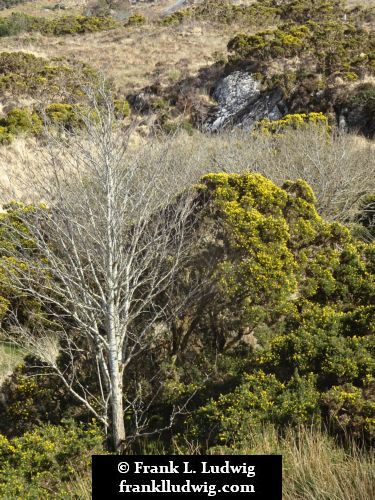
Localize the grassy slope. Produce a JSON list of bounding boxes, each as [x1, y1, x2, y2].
[[0, 0, 83, 17], [0, 1, 258, 95], [0, 23, 234, 94]]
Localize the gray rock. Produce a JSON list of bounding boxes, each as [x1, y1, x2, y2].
[[205, 71, 287, 132]]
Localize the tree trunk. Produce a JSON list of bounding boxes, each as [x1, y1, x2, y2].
[[109, 359, 126, 452], [107, 288, 125, 452]]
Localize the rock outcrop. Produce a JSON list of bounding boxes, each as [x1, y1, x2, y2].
[[204, 71, 287, 132]]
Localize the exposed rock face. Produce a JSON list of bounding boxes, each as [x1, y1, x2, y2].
[[204, 71, 287, 132]]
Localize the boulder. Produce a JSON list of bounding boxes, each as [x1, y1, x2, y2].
[[204, 71, 287, 132]]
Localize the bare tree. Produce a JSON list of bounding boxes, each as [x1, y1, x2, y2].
[[0, 84, 196, 452]]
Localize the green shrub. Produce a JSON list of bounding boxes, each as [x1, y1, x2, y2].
[[0, 52, 93, 101], [0, 422, 104, 498], [257, 112, 329, 134], [0, 13, 33, 37], [5, 107, 43, 135], [0, 125, 12, 144], [45, 102, 79, 128], [167, 173, 374, 445], [114, 98, 130, 118], [0, 107, 42, 143], [162, 0, 279, 28], [322, 382, 375, 440], [126, 14, 146, 26], [41, 15, 119, 36], [0, 13, 119, 38], [190, 371, 320, 446]]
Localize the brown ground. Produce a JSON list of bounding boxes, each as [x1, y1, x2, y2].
[[0, 22, 235, 94]]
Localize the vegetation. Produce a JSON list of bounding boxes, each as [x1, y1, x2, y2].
[[0, 0, 30, 10], [0, 0, 374, 496], [0, 107, 42, 143], [221, 0, 375, 130], [256, 112, 329, 134], [0, 421, 104, 498], [0, 13, 119, 38], [210, 426, 375, 500], [0, 51, 97, 102]]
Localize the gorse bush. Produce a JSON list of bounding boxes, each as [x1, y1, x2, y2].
[[190, 371, 320, 445], [0, 108, 43, 141], [164, 173, 374, 446], [222, 1, 375, 132], [256, 112, 329, 134], [0, 99, 131, 143], [0, 421, 104, 498], [162, 0, 374, 28], [227, 20, 375, 82], [0, 13, 120, 38], [162, 0, 279, 27], [0, 51, 97, 102], [126, 14, 146, 26]]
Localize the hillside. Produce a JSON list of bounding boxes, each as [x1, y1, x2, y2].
[[0, 1, 374, 499]]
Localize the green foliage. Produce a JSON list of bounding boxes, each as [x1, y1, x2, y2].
[[0, 107, 42, 143], [0, 12, 33, 37], [168, 173, 375, 446], [228, 19, 375, 81], [223, 0, 375, 126], [0, 203, 47, 331], [0, 125, 12, 144], [322, 382, 375, 440], [191, 371, 320, 446], [45, 102, 80, 129], [0, 13, 119, 38], [0, 51, 94, 102], [161, 0, 364, 29], [114, 98, 130, 118], [0, 422, 104, 499], [1, 107, 43, 136], [162, 0, 279, 27], [257, 112, 329, 134], [126, 14, 146, 26]]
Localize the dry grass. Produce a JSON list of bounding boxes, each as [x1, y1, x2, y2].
[[0, 22, 232, 93], [130, 127, 375, 222], [0, 0, 85, 18], [216, 426, 375, 500], [346, 0, 375, 7], [63, 426, 374, 499], [1, 127, 374, 221], [0, 342, 23, 385], [0, 136, 45, 203]]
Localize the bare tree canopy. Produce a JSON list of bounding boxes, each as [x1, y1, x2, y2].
[[0, 83, 197, 452]]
